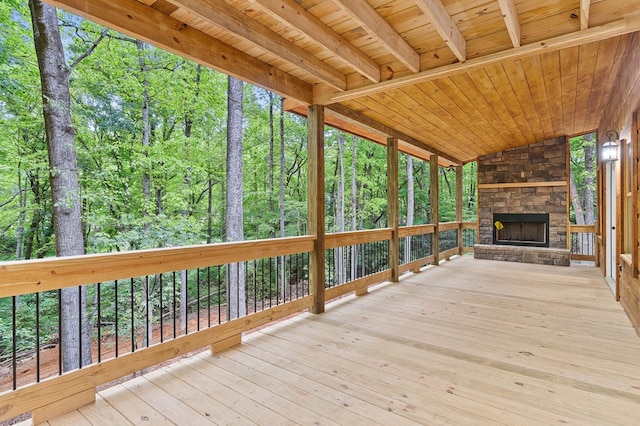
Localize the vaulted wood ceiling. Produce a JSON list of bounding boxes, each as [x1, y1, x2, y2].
[[48, 0, 640, 165]]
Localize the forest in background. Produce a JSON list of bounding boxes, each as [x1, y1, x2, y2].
[[0, 2, 477, 263]]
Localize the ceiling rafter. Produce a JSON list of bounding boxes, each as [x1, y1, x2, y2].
[[46, 0, 313, 104], [497, 0, 520, 47], [166, 0, 347, 90], [581, 0, 591, 30], [413, 0, 466, 62], [315, 16, 640, 105], [332, 0, 420, 73], [252, 0, 381, 83]]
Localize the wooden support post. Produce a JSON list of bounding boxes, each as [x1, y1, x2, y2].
[[430, 155, 440, 264], [308, 105, 325, 313], [387, 138, 399, 282], [456, 165, 463, 254], [565, 137, 571, 251], [632, 111, 639, 278]]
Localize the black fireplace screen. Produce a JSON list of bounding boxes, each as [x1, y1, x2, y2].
[[493, 213, 549, 247]]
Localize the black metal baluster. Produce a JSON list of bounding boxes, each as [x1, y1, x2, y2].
[[217, 266, 222, 324], [78, 286, 82, 368], [97, 283, 102, 362], [197, 268, 201, 332], [12, 296, 17, 390], [36, 292, 40, 383], [115, 280, 119, 357], [185, 271, 189, 335], [160, 274, 164, 343], [58, 289, 62, 375], [144, 276, 149, 348], [172, 271, 177, 339], [130, 278, 135, 352]]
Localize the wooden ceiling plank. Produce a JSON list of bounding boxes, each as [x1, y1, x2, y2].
[[479, 64, 535, 145], [581, 0, 591, 30], [559, 46, 579, 135], [167, 0, 346, 90], [425, 78, 512, 151], [332, 0, 420, 72], [455, 70, 529, 146], [519, 55, 555, 140], [573, 42, 599, 133], [357, 93, 473, 160], [326, 103, 462, 164], [397, 86, 492, 157], [497, 0, 520, 47], [316, 15, 640, 105], [46, 0, 312, 104], [252, 0, 381, 82], [413, 0, 466, 62], [584, 37, 626, 131], [502, 60, 546, 142], [539, 51, 564, 137]]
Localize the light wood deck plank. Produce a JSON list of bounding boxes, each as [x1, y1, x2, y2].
[[43, 257, 640, 425]]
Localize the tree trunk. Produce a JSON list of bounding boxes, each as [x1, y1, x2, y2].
[[225, 76, 246, 319], [583, 133, 596, 225], [269, 92, 275, 214], [29, 0, 91, 371], [569, 170, 585, 225], [136, 40, 151, 235], [405, 156, 414, 263], [335, 133, 346, 284], [279, 97, 287, 300], [136, 40, 154, 345], [351, 136, 357, 281]]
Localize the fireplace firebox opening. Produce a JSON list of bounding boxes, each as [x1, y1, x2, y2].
[[493, 213, 549, 248]]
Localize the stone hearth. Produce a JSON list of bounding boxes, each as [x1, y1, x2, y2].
[[474, 138, 570, 266]]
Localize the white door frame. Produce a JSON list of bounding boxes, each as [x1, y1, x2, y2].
[[605, 161, 617, 295]]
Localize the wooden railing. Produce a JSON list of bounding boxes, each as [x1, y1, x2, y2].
[[0, 222, 477, 423], [568, 224, 597, 262], [324, 228, 393, 301]]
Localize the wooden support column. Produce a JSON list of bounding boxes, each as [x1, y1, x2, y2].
[[387, 138, 399, 282], [456, 165, 463, 254], [430, 155, 439, 264], [632, 111, 639, 278], [308, 105, 325, 313]]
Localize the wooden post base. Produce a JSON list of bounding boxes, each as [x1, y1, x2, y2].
[[32, 387, 95, 425], [210, 333, 242, 355]]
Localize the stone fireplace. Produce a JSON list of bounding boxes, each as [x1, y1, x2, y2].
[[474, 138, 570, 266]]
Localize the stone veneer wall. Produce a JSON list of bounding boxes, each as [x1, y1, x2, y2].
[[475, 137, 570, 266]]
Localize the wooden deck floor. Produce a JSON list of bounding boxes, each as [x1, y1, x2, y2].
[[43, 257, 640, 425]]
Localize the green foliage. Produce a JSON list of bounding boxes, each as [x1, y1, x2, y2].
[[0, 5, 480, 354]]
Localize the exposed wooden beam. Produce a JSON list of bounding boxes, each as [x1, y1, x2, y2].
[[316, 16, 640, 105], [253, 0, 381, 82], [332, 0, 420, 73], [497, 0, 520, 47], [581, 0, 591, 30], [167, 0, 346, 90], [326, 104, 462, 165], [45, 0, 313, 104], [413, 0, 466, 62]]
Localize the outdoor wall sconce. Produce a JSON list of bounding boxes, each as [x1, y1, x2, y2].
[[601, 130, 619, 162]]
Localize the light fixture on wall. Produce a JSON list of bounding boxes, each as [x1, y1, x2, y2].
[[601, 130, 619, 162]]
